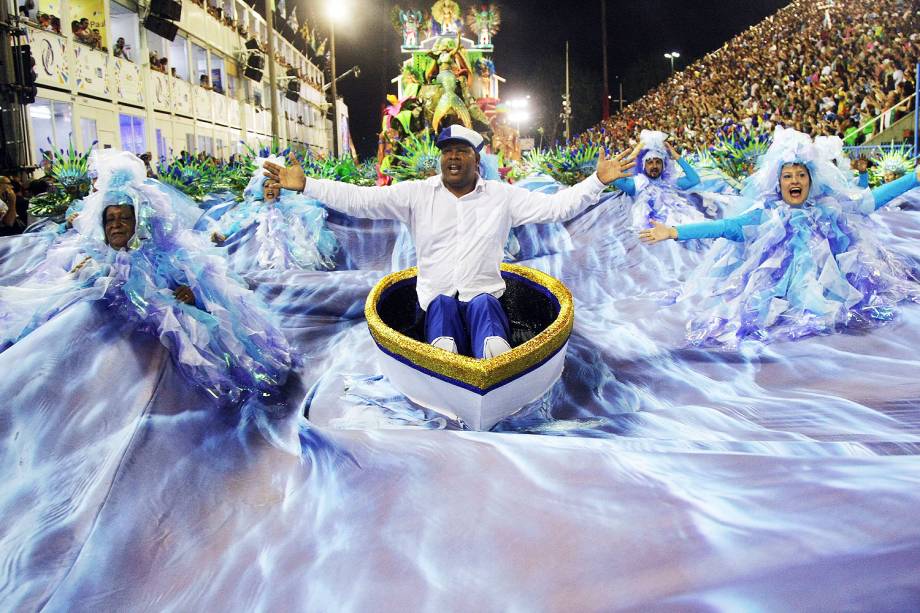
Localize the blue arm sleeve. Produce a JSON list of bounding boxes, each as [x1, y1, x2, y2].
[[676, 209, 763, 242], [612, 177, 636, 197], [857, 172, 869, 188], [871, 172, 920, 210], [675, 158, 701, 190]]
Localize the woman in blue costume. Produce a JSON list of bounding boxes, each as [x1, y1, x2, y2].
[[639, 126, 920, 347], [0, 152, 292, 405], [209, 156, 338, 274]]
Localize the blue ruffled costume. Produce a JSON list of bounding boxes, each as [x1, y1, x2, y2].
[[0, 155, 293, 405], [206, 157, 339, 273], [675, 171, 920, 346]]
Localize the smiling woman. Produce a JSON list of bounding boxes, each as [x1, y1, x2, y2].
[[638, 126, 920, 347], [779, 162, 810, 206]]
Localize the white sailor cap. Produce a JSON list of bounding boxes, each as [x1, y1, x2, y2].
[[435, 125, 485, 152]]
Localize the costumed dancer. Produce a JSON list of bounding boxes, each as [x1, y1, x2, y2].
[[639, 127, 920, 347], [210, 156, 338, 273], [614, 130, 705, 233], [0, 153, 292, 405], [265, 124, 635, 359]]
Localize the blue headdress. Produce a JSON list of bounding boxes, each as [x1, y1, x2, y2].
[[27, 141, 94, 218], [636, 130, 678, 184], [384, 133, 441, 182], [813, 135, 855, 179], [741, 126, 861, 205], [73, 151, 184, 247]]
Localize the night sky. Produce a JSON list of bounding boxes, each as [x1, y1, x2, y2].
[[299, 0, 791, 157]]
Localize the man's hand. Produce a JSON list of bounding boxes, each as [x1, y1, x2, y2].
[[596, 148, 637, 184], [853, 157, 869, 173], [174, 285, 196, 306], [263, 152, 306, 192], [665, 141, 681, 161], [638, 220, 678, 244]]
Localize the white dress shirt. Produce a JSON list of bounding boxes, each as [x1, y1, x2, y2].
[[304, 173, 607, 309]]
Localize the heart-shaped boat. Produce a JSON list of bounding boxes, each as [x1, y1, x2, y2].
[[365, 263, 573, 430]]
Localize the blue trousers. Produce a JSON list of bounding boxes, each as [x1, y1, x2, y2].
[[424, 293, 510, 359]]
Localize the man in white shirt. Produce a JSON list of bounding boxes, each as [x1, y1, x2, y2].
[[264, 125, 634, 359]]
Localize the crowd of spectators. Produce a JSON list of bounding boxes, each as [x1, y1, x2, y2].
[[71, 17, 106, 52], [0, 176, 49, 236], [580, 0, 919, 150], [148, 51, 174, 77], [35, 12, 62, 34], [190, 0, 244, 34]]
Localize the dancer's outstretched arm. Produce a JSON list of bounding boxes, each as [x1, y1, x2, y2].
[[853, 158, 870, 188], [871, 166, 920, 210], [612, 176, 636, 197], [639, 208, 763, 244]]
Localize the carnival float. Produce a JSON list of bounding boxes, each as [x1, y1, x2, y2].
[[379, 1, 520, 184]]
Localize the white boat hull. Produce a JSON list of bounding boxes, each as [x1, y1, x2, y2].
[[376, 340, 568, 430]]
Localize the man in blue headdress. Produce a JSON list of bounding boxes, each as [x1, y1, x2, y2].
[[264, 124, 635, 359], [613, 130, 705, 231]]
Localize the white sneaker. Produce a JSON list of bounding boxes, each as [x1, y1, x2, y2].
[[482, 336, 512, 359], [431, 336, 458, 354]]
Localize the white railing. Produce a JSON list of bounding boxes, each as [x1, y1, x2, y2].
[[848, 91, 916, 144]]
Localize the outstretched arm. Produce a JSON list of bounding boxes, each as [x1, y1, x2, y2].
[[871, 166, 920, 210], [639, 208, 763, 244], [853, 157, 870, 188], [264, 153, 412, 223], [612, 176, 636, 197], [509, 148, 635, 225]]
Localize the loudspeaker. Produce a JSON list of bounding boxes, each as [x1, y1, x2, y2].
[[144, 15, 178, 41], [12, 45, 37, 104], [149, 0, 181, 20], [244, 66, 263, 81], [247, 53, 265, 70], [284, 69, 301, 101]]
